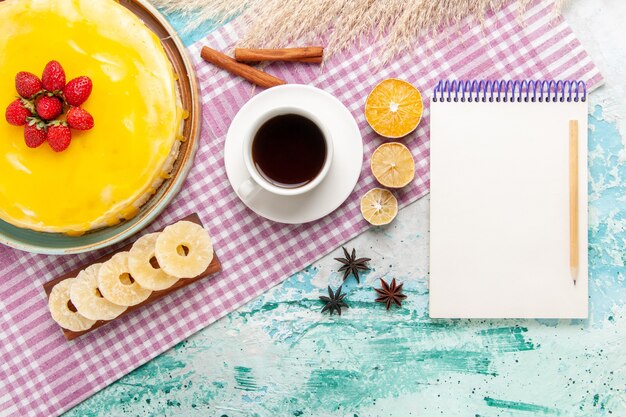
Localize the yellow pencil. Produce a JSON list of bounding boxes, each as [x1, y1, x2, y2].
[[569, 120, 579, 284]]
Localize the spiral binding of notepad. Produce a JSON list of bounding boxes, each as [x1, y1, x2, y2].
[[432, 80, 587, 103]]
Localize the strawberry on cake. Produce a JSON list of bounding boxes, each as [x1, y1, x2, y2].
[[0, 0, 183, 234]]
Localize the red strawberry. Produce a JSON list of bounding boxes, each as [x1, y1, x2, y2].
[[63, 76, 92, 106], [36, 96, 63, 120], [15, 72, 42, 99], [41, 61, 66, 92], [66, 107, 94, 130], [24, 124, 47, 148], [47, 124, 72, 152], [5, 99, 32, 126]]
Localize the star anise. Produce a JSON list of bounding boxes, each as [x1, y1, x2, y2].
[[334, 247, 371, 283], [374, 278, 407, 310], [319, 285, 348, 315]]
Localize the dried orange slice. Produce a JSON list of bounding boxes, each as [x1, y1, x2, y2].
[[370, 142, 415, 188], [365, 79, 423, 138], [360, 188, 398, 226]]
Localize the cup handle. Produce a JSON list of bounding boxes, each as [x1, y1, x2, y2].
[[238, 177, 262, 202]]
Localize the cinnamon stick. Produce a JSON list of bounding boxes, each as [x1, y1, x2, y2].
[[235, 47, 324, 63], [200, 46, 286, 88]]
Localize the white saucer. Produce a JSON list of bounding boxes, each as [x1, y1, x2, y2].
[[224, 85, 363, 224]]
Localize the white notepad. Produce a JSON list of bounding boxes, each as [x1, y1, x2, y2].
[[429, 80, 588, 319]]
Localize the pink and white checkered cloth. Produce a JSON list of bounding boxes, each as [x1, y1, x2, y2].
[[0, 1, 603, 415]]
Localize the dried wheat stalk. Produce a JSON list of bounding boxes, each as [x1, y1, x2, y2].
[[154, 0, 566, 61]]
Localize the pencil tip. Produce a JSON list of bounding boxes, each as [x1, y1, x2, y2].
[[571, 267, 578, 282]]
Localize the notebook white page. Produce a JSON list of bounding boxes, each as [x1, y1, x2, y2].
[[429, 98, 588, 318]]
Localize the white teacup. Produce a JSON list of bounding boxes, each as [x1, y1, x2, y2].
[[238, 106, 333, 201]]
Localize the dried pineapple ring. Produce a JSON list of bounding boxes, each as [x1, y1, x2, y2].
[[129, 233, 179, 291], [155, 221, 213, 278], [98, 252, 152, 306], [48, 278, 96, 332], [70, 263, 127, 320]]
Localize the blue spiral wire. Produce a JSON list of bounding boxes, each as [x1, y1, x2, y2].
[[432, 79, 587, 103]]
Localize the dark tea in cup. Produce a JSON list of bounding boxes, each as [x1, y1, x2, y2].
[[252, 114, 327, 189]]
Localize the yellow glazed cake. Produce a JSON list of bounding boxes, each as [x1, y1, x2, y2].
[[0, 0, 183, 234]]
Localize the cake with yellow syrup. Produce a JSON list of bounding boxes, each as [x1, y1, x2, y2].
[[0, 0, 183, 234]]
